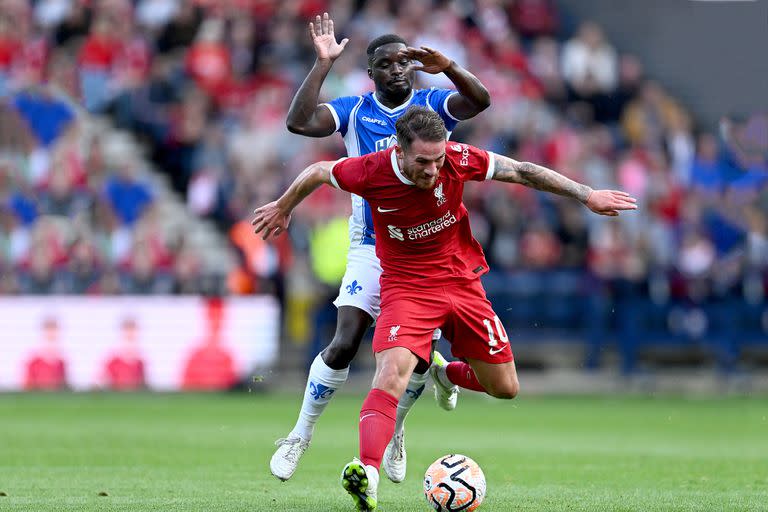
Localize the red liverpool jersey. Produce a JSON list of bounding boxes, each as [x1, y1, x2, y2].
[[331, 142, 496, 288]]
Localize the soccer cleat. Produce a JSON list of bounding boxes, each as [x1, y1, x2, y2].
[[341, 458, 379, 510], [382, 428, 406, 483], [430, 350, 459, 411], [270, 435, 310, 481]]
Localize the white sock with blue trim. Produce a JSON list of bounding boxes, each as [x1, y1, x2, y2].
[[393, 370, 429, 434], [290, 353, 349, 441]]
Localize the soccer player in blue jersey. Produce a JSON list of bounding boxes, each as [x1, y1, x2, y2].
[[270, 12, 490, 484]]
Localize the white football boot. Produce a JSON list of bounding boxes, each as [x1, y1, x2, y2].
[[430, 350, 459, 411], [341, 458, 379, 510], [270, 435, 310, 481], [382, 427, 406, 483]]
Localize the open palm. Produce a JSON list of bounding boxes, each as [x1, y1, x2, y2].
[[310, 12, 349, 61], [397, 46, 452, 74]]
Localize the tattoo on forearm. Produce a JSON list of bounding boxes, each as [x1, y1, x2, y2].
[[493, 157, 592, 202]]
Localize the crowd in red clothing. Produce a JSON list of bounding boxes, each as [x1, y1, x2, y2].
[[0, 0, 765, 306]]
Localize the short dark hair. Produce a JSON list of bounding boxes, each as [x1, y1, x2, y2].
[[367, 34, 407, 59], [395, 106, 446, 151]]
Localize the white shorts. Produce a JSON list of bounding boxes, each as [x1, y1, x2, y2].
[[333, 244, 382, 321]]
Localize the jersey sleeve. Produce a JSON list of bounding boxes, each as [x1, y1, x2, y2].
[[448, 143, 496, 182], [322, 95, 361, 136], [426, 88, 460, 132], [329, 154, 372, 196]]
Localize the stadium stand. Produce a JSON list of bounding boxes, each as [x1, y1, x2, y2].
[[1, 0, 765, 373]]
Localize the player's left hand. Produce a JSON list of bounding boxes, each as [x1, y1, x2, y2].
[[397, 46, 452, 74], [251, 201, 291, 240], [584, 190, 638, 216]]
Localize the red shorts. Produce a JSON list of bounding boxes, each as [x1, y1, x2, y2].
[[372, 279, 514, 365]]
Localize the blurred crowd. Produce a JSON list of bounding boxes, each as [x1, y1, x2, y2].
[[0, 0, 766, 310]]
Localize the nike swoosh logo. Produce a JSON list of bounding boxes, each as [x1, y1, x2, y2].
[[489, 345, 507, 355], [360, 413, 376, 423], [377, 207, 399, 213]]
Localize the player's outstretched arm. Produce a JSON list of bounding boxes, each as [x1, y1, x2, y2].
[[492, 154, 638, 216], [286, 12, 348, 137], [251, 161, 336, 240], [397, 46, 490, 120]]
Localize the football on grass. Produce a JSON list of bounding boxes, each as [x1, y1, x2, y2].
[[424, 454, 486, 511]]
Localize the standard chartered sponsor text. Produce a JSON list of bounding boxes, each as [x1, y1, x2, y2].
[[406, 211, 457, 240]]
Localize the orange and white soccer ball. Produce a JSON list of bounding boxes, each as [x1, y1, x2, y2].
[[423, 454, 486, 511]]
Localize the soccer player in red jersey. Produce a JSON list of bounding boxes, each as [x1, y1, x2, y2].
[[252, 106, 637, 510]]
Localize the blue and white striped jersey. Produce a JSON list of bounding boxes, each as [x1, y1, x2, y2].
[[323, 88, 460, 246]]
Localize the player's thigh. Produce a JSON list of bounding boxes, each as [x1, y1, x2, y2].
[[465, 358, 519, 399], [373, 287, 450, 366], [443, 279, 514, 365], [333, 244, 382, 321]]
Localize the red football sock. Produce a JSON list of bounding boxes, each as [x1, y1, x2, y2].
[[446, 361, 487, 392], [359, 388, 399, 469]]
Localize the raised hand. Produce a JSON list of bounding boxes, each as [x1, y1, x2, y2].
[[252, 201, 291, 240], [585, 190, 638, 216], [309, 12, 349, 62], [397, 46, 452, 74]]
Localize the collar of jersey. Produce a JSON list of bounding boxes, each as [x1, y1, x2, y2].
[[372, 90, 415, 114], [390, 149, 415, 186]]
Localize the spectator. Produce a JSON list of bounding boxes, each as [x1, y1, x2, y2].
[[24, 316, 68, 390], [508, 0, 559, 40], [184, 17, 230, 95], [38, 167, 92, 218], [689, 133, 725, 195], [62, 237, 102, 294], [77, 15, 121, 112], [101, 316, 146, 390], [120, 241, 173, 294], [561, 22, 618, 102], [181, 298, 237, 390]]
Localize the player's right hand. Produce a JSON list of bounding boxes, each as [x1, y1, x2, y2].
[[252, 201, 291, 240], [310, 12, 349, 62]]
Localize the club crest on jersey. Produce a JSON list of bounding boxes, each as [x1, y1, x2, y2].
[[388, 325, 401, 341], [434, 182, 446, 206], [451, 144, 463, 152], [375, 135, 397, 152]]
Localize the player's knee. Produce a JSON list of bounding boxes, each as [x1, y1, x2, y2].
[[372, 364, 409, 397], [323, 334, 360, 368], [488, 377, 519, 400]]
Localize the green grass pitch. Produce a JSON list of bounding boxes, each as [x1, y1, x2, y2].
[[0, 392, 765, 511]]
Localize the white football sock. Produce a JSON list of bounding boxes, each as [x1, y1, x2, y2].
[[393, 369, 429, 433], [290, 353, 349, 441]]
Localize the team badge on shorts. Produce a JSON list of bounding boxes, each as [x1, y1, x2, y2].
[[345, 280, 363, 295], [388, 325, 401, 341]]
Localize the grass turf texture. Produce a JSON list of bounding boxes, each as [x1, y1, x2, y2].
[[0, 393, 765, 511]]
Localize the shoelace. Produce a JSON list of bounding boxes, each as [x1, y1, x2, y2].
[[275, 437, 306, 464], [392, 433, 404, 461]]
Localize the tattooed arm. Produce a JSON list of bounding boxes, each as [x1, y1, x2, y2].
[[492, 154, 637, 216]]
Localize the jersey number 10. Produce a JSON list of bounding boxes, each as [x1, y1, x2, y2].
[[482, 316, 509, 347]]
